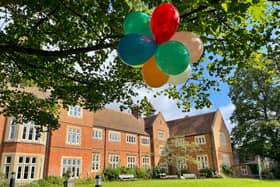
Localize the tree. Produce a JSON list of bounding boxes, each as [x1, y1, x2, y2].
[[0, 0, 279, 130], [159, 136, 200, 174], [230, 53, 280, 162]]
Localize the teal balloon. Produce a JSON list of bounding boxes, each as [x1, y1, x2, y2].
[[156, 41, 190, 75], [124, 12, 154, 39], [117, 33, 157, 66]]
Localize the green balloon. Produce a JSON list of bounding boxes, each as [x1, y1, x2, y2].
[[156, 41, 190, 75], [123, 12, 154, 39]]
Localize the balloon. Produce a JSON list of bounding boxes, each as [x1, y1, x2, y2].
[[151, 3, 180, 45], [142, 56, 169, 88], [123, 12, 154, 39], [117, 33, 157, 66], [170, 31, 204, 63], [156, 41, 190, 75], [168, 65, 191, 85]]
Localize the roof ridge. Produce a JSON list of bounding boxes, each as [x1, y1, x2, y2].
[[102, 107, 135, 118]]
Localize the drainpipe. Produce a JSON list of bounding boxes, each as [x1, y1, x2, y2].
[[138, 134, 141, 167], [43, 128, 52, 178], [103, 128, 107, 170]]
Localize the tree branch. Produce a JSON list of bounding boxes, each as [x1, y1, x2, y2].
[[0, 41, 118, 57], [32, 6, 59, 29], [180, 5, 208, 19]]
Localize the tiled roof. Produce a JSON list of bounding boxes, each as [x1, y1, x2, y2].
[[94, 108, 149, 135], [167, 111, 217, 137]]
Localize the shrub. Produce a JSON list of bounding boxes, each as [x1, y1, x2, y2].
[[262, 168, 275, 180], [103, 167, 120, 181], [135, 167, 150, 179], [221, 164, 233, 176], [199, 168, 213, 178], [152, 166, 166, 178], [0, 172, 9, 187]]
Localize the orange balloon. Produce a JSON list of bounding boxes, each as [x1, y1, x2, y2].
[[142, 56, 169, 88]]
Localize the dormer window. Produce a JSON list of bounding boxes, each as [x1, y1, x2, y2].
[[195, 135, 206, 144], [68, 106, 82, 118]]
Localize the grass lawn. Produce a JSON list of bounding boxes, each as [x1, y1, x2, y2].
[[72, 179, 280, 187]]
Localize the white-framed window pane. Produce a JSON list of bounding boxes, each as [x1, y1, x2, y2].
[[3, 156, 12, 178], [159, 147, 165, 156], [158, 131, 165, 140], [62, 158, 81, 177], [127, 156, 136, 168], [141, 137, 150, 145], [9, 117, 17, 140], [67, 127, 81, 145], [92, 153, 100, 171], [222, 154, 230, 166], [16, 156, 37, 180], [68, 106, 82, 118], [195, 135, 206, 144], [109, 131, 120, 142], [126, 134, 136, 144], [197, 155, 208, 169], [92, 128, 102, 139], [177, 159, 187, 170], [21, 121, 40, 142], [142, 156, 150, 169], [220, 132, 226, 145], [109, 154, 119, 168]]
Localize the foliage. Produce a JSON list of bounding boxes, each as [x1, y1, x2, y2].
[[199, 168, 213, 178], [0, 172, 9, 187], [103, 167, 150, 181], [261, 168, 275, 180], [230, 53, 280, 162], [159, 136, 200, 174], [152, 165, 166, 178], [221, 164, 233, 176], [22, 176, 64, 187], [0, 1, 279, 130]]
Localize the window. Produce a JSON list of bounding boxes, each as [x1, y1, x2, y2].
[[222, 154, 230, 166], [92, 128, 102, 140], [176, 138, 185, 147], [92, 153, 100, 171], [159, 147, 165, 156], [16, 156, 37, 180], [9, 117, 17, 140], [21, 121, 39, 142], [3, 156, 12, 178], [126, 134, 136, 144], [67, 127, 81, 145], [68, 106, 82, 118], [241, 166, 248, 176], [195, 135, 206, 144], [220, 132, 226, 145], [142, 156, 150, 169], [109, 154, 120, 168], [141, 136, 150, 145], [158, 131, 165, 140], [197, 155, 208, 169], [62, 158, 81, 177], [109, 131, 121, 142], [177, 159, 187, 170], [127, 156, 136, 168]]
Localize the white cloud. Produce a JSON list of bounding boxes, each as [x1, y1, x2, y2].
[[219, 103, 236, 132]]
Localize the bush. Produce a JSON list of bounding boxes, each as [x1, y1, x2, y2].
[[199, 168, 213, 178], [22, 176, 64, 187], [103, 167, 120, 181], [135, 167, 151, 179], [103, 167, 150, 181], [152, 166, 166, 178], [221, 164, 233, 176], [262, 168, 275, 180], [0, 172, 9, 187]]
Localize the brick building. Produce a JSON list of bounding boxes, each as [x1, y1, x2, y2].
[[0, 106, 233, 182]]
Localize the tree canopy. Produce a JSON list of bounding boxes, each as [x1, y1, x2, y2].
[[230, 52, 280, 162], [0, 0, 279, 130]]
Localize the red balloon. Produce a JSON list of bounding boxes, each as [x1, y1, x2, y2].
[[151, 3, 180, 45]]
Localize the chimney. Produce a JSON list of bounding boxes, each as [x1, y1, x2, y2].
[[131, 105, 140, 119]]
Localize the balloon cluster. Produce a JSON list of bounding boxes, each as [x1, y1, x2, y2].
[[117, 3, 203, 88]]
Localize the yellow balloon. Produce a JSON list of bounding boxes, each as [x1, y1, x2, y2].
[[142, 56, 169, 88], [170, 31, 204, 63]]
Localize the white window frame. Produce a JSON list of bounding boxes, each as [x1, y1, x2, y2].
[[127, 156, 136, 168], [21, 121, 40, 142], [109, 131, 121, 142], [241, 166, 248, 176], [126, 134, 137, 144], [220, 132, 226, 145], [177, 158, 187, 170], [141, 136, 150, 146], [3, 156, 12, 179], [158, 131, 165, 140], [197, 155, 209, 170], [92, 128, 102, 140], [66, 127, 81, 145], [16, 156, 37, 180], [159, 146, 165, 156], [92, 153, 100, 171], [195, 135, 206, 144], [222, 154, 230, 166], [61, 158, 81, 177], [142, 156, 150, 169], [68, 106, 82, 118], [109, 154, 120, 168], [8, 117, 17, 140]]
